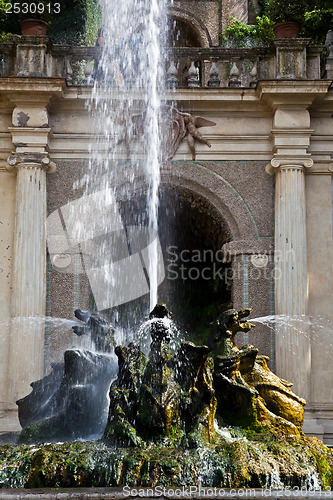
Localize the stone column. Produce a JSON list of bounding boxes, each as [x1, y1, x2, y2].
[[258, 81, 331, 404], [268, 157, 313, 400], [264, 103, 314, 400], [6, 154, 55, 402]]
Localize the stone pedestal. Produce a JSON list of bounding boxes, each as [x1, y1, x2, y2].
[[272, 39, 310, 80], [12, 35, 51, 78], [6, 153, 55, 402]]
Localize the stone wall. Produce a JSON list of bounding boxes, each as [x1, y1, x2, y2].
[[169, 0, 221, 46], [222, 0, 249, 29], [45, 158, 274, 368], [169, 0, 250, 47]]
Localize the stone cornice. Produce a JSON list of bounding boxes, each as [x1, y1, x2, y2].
[[0, 77, 65, 92], [0, 78, 65, 107], [257, 80, 331, 110], [7, 152, 56, 173]]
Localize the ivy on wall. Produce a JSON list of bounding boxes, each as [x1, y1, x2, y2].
[[48, 0, 102, 45]]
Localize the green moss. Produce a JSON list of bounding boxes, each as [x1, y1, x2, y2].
[[307, 437, 333, 488]]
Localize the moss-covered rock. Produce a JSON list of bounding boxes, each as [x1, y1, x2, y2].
[[0, 433, 332, 489], [9, 306, 332, 491], [104, 308, 218, 448]]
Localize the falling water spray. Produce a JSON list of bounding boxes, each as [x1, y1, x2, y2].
[[77, 0, 168, 320]]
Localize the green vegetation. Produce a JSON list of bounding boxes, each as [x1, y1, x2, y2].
[[0, 0, 20, 41], [265, 0, 308, 25], [259, 0, 333, 44], [221, 0, 332, 47], [302, 9, 333, 44], [0, 0, 102, 45], [220, 16, 275, 47], [48, 0, 102, 45]]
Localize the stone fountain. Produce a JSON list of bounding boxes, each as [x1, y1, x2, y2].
[[0, 305, 332, 489]]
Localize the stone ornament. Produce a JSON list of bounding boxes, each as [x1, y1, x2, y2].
[[107, 106, 215, 161], [266, 157, 313, 175], [165, 106, 216, 160], [7, 153, 56, 173]]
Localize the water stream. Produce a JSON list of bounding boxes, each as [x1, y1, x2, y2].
[[68, 0, 168, 329], [251, 314, 333, 357]]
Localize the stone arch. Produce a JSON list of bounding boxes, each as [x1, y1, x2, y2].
[[160, 161, 259, 242], [103, 161, 259, 245], [167, 7, 212, 47], [168, 18, 202, 48]]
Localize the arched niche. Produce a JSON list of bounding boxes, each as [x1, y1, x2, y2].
[[167, 8, 212, 47], [168, 17, 203, 47]]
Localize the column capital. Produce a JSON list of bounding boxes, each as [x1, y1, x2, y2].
[[266, 157, 313, 175], [7, 153, 56, 173]]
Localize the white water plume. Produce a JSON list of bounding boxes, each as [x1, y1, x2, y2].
[[251, 314, 333, 356], [136, 316, 183, 354], [74, 0, 168, 321]]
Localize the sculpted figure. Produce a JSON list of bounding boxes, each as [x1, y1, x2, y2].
[[212, 308, 306, 434], [179, 111, 216, 160], [73, 309, 115, 353], [165, 106, 216, 160], [108, 106, 215, 161], [211, 308, 255, 355]]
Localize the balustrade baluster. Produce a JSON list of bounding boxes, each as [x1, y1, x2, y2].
[[208, 62, 220, 88], [167, 60, 179, 88], [228, 61, 241, 88], [187, 61, 200, 88]]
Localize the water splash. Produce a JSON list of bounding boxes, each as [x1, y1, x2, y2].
[[251, 314, 333, 356], [137, 316, 183, 354], [214, 420, 239, 443]]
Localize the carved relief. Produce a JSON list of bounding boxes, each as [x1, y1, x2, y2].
[[165, 106, 216, 160]]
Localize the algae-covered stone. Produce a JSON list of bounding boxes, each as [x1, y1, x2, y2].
[[8, 305, 332, 490], [0, 434, 332, 489]]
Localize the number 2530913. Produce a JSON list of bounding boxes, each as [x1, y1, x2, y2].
[[5, 3, 60, 14]]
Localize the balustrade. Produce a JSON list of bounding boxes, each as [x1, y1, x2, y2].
[[0, 38, 329, 87]]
